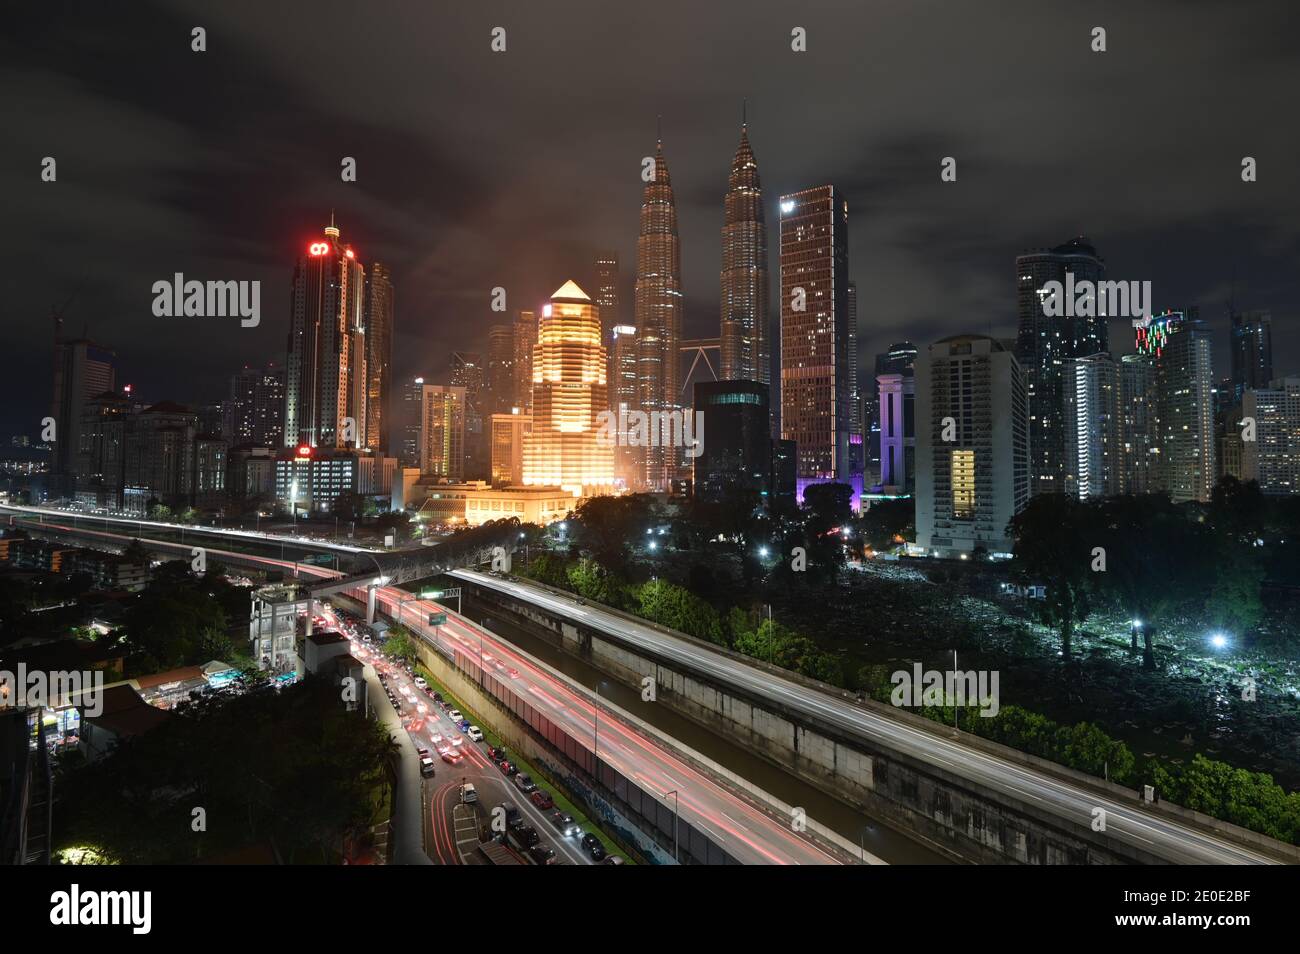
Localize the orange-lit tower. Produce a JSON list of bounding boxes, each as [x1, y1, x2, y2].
[[522, 281, 616, 496]]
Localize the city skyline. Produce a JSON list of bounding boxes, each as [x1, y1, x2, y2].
[[5, 2, 1300, 440]]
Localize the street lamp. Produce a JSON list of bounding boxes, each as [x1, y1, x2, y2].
[[1210, 632, 1229, 650]]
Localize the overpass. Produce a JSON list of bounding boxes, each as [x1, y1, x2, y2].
[[9, 513, 862, 864], [450, 568, 1295, 865]]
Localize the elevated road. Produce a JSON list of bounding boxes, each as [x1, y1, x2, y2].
[[450, 569, 1286, 865], [12, 515, 855, 865]]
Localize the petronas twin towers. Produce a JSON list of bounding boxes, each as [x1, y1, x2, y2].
[[633, 118, 768, 491]]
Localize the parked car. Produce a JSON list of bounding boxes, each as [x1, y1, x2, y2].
[[419, 757, 436, 778], [601, 855, 625, 865], [497, 760, 517, 776], [501, 802, 522, 826], [515, 774, 538, 793], [457, 720, 471, 732], [467, 726, 484, 742], [432, 692, 444, 703], [511, 825, 540, 849], [528, 845, 557, 866], [460, 783, 478, 804], [580, 833, 606, 861], [530, 790, 554, 810], [448, 709, 463, 722], [549, 812, 581, 837], [414, 677, 427, 690], [416, 746, 430, 759], [488, 744, 507, 761]]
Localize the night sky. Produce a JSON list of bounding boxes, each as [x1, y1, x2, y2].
[[3, 0, 1298, 439]]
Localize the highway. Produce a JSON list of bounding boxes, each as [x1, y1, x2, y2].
[[12, 514, 851, 865], [451, 569, 1286, 866]]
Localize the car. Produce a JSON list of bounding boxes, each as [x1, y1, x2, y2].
[[580, 834, 606, 861], [549, 812, 580, 837], [416, 746, 430, 759], [527, 845, 557, 866], [460, 783, 478, 804], [575, 597, 586, 605], [429, 734, 444, 746], [413, 676, 427, 690], [530, 790, 554, 810], [497, 760, 517, 776], [439, 748, 462, 764], [601, 855, 625, 865], [392, 702, 403, 715], [511, 825, 540, 849], [432, 692, 444, 703], [515, 774, 537, 793], [419, 757, 436, 778], [448, 709, 463, 722], [488, 745, 507, 761], [466, 726, 484, 742], [450, 736, 465, 749], [457, 720, 471, 732], [501, 802, 522, 826]]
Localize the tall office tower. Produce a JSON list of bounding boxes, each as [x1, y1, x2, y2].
[[514, 310, 537, 413], [845, 280, 862, 474], [487, 323, 517, 415], [51, 337, 117, 488], [490, 410, 532, 486], [915, 336, 1030, 558], [522, 281, 615, 496], [871, 342, 917, 485], [1142, 311, 1217, 502], [693, 380, 771, 502], [451, 351, 487, 479], [284, 215, 367, 450], [719, 121, 769, 385], [779, 185, 851, 486], [363, 261, 394, 452], [397, 377, 426, 468], [1062, 353, 1123, 499], [1242, 378, 1300, 495], [420, 384, 466, 480], [223, 362, 285, 448], [610, 323, 640, 485], [1014, 237, 1107, 496], [1118, 355, 1156, 494], [1230, 309, 1274, 401], [877, 372, 915, 494], [634, 139, 683, 491], [595, 252, 620, 342]]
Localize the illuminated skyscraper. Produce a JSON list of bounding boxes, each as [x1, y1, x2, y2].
[[595, 251, 620, 342], [452, 351, 487, 479], [514, 310, 537, 413], [284, 215, 367, 450], [1014, 237, 1107, 496], [610, 323, 639, 485], [363, 261, 393, 452], [634, 138, 683, 490], [522, 281, 615, 496], [1147, 311, 1216, 503], [720, 121, 768, 385], [779, 185, 851, 484], [421, 383, 466, 480]]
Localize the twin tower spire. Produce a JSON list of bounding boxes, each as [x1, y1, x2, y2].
[[633, 108, 769, 491]]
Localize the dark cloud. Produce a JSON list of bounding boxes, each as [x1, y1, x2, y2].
[[2, 0, 1298, 437]]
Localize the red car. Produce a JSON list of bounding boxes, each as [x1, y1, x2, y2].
[[439, 747, 463, 765], [497, 760, 517, 776], [530, 790, 554, 810]]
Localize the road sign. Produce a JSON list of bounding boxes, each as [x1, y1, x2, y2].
[[427, 612, 448, 626]]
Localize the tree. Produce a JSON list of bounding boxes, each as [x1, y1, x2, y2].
[[384, 627, 418, 665], [1008, 495, 1093, 659], [570, 494, 658, 569], [567, 558, 624, 607]]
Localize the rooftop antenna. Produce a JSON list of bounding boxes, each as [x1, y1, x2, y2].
[[656, 114, 662, 145], [742, 98, 747, 128]]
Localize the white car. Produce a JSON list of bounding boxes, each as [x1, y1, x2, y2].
[[448, 710, 463, 722], [429, 734, 444, 746], [451, 736, 465, 749], [466, 726, 484, 742], [414, 677, 427, 690]]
